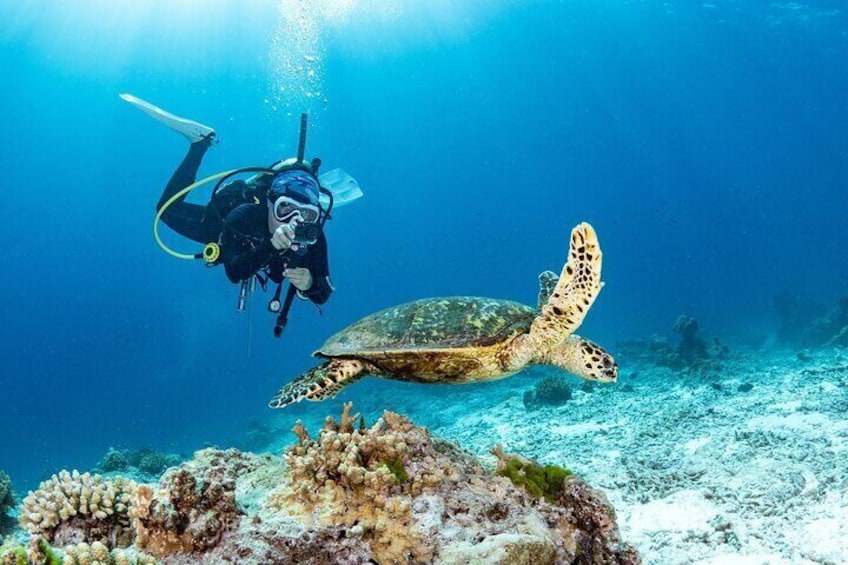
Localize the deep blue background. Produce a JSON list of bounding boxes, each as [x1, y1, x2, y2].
[[1, 1, 846, 488]]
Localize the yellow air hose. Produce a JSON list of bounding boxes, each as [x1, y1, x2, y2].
[[153, 170, 238, 260]]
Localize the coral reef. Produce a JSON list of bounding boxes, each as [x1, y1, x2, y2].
[[1, 471, 14, 540], [97, 450, 130, 474], [490, 448, 640, 564], [0, 472, 12, 517], [235, 418, 278, 453], [0, 539, 158, 565], [615, 316, 727, 374], [129, 449, 256, 557], [19, 472, 136, 549], [278, 403, 449, 563], [614, 336, 679, 368], [276, 403, 639, 564], [0, 537, 62, 565], [812, 296, 848, 348], [6, 408, 639, 565], [523, 374, 573, 410], [62, 542, 158, 565], [96, 449, 181, 479], [773, 292, 824, 347], [672, 315, 708, 364], [773, 293, 848, 349]]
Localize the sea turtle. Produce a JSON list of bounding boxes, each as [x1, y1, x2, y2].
[[269, 222, 617, 409]]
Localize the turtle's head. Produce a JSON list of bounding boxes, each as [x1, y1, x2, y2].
[[580, 340, 618, 383], [550, 335, 618, 383]]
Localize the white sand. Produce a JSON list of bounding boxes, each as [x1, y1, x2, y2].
[[419, 348, 848, 564]]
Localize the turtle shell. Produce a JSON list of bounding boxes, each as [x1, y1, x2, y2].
[[319, 297, 536, 357]]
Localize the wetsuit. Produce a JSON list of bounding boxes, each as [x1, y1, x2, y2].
[[156, 139, 223, 244], [218, 204, 333, 304], [156, 141, 334, 306]]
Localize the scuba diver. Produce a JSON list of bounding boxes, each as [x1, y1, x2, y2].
[[121, 93, 362, 337]]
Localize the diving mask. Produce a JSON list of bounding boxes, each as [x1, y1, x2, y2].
[[272, 195, 320, 224]]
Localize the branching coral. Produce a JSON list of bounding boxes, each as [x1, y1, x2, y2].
[[19, 472, 136, 549], [0, 539, 158, 565], [62, 541, 158, 565], [278, 402, 459, 564]]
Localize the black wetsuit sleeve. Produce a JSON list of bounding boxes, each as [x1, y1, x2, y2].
[[218, 205, 275, 283], [155, 139, 222, 244], [297, 231, 333, 305]]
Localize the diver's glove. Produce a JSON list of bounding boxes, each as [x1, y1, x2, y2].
[[284, 267, 313, 291]]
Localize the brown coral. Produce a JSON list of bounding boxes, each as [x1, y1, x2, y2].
[[129, 449, 257, 558], [278, 403, 459, 564], [19, 471, 136, 549]]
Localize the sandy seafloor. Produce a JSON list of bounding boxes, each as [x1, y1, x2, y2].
[[263, 346, 848, 565]]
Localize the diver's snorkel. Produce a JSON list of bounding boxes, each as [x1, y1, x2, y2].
[[270, 113, 329, 338]]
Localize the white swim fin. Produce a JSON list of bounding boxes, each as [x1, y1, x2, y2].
[[119, 93, 217, 144], [319, 168, 363, 209]]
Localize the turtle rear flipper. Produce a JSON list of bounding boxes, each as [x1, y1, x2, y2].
[[504, 223, 603, 370], [537, 270, 558, 311], [268, 359, 366, 409]]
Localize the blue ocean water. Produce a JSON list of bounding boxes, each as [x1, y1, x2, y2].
[[1, 0, 846, 491]]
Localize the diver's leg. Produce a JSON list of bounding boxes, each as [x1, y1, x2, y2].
[[156, 136, 221, 244], [157, 136, 213, 210]]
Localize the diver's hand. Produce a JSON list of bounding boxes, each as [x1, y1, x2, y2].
[[271, 222, 296, 252], [284, 267, 313, 291]]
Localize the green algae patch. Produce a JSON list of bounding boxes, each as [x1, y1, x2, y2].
[[380, 455, 409, 484], [492, 446, 572, 503]]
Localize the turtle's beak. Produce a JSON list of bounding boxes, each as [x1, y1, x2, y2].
[[600, 354, 618, 383]]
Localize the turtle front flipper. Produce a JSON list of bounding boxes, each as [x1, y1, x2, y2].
[[268, 359, 366, 409], [503, 223, 603, 371]]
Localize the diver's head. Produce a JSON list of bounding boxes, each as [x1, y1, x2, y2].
[[266, 168, 322, 232], [246, 156, 320, 192]]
